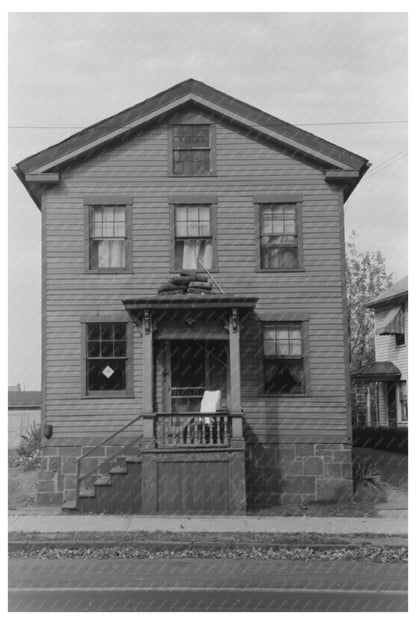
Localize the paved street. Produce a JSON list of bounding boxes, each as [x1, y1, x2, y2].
[[9, 558, 408, 612]]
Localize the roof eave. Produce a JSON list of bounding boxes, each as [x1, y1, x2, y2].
[[16, 80, 369, 178]]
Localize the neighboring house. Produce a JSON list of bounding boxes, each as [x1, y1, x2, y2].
[[8, 388, 41, 449], [351, 276, 408, 428], [14, 79, 369, 512]]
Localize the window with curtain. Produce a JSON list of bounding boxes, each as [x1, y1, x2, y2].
[[174, 205, 213, 270], [263, 323, 305, 394], [259, 203, 298, 269], [86, 323, 127, 393], [89, 205, 127, 269], [172, 125, 212, 175]]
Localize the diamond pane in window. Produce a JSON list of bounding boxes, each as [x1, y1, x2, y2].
[[102, 365, 115, 378], [87, 359, 126, 392]]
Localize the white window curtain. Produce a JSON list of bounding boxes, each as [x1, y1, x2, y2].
[[182, 239, 213, 270], [97, 240, 126, 268]]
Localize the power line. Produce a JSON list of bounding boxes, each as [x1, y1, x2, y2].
[[363, 151, 408, 182], [8, 120, 408, 129]]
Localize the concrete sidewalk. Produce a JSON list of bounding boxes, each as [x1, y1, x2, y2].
[[8, 511, 408, 536]]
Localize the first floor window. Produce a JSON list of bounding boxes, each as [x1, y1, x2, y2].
[[263, 322, 305, 394], [174, 204, 213, 270], [86, 323, 127, 392], [259, 203, 299, 269], [89, 205, 127, 269]]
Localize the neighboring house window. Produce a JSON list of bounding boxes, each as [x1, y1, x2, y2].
[[172, 125, 213, 175], [259, 203, 299, 269], [263, 323, 305, 394], [395, 333, 405, 346], [89, 205, 127, 269], [86, 323, 128, 393], [174, 204, 214, 270]]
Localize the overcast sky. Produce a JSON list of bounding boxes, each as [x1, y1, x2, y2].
[[8, 12, 408, 389]]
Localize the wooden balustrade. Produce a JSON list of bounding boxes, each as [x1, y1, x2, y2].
[[154, 413, 231, 448]]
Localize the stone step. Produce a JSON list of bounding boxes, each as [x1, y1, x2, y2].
[[61, 500, 78, 511], [125, 455, 142, 464], [78, 488, 95, 498], [109, 466, 128, 475], [94, 476, 112, 487]]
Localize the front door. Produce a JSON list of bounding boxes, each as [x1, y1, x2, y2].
[[165, 340, 228, 412]]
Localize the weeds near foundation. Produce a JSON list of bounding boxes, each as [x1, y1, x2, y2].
[[352, 457, 385, 500], [8, 423, 42, 471]]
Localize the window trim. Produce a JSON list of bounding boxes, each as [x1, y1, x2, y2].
[[258, 319, 310, 397], [168, 123, 217, 177], [254, 195, 304, 272], [84, 197, 133, 273], [169, 198, 218, 272], [81, 317, 134, 398]]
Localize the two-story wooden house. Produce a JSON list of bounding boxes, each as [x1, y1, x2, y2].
[[15, 79, 369, 513], [352, 276, 408, 428]]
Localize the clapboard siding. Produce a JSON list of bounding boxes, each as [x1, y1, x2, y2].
[[43, 111, 349, 442]]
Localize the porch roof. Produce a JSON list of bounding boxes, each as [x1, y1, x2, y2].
[[351, 361, 402, 382], [123, 294, 258, 313]]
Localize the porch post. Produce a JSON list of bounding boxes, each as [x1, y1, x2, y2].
[[366, 385, 372, 426], [142, 310, 153, 413], [228, 308, 241, 412], [395, 383, 401, 424]]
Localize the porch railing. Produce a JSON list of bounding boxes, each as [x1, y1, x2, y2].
[[154, 413, 231, 448]]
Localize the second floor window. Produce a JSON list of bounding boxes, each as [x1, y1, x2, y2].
[[172, 124, 212, 175], [89, 205, 127, 269], [259, 203, 299, 269], [174, 205, 213, 270]]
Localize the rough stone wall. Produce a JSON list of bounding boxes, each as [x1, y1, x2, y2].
[[246, 442, 353, 508], [37, 441, 353, 507], [36, 443, 138, 505]]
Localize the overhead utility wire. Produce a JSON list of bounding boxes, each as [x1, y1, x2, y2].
[[8, 120, 408, 130], [363, 151, 408, 183]]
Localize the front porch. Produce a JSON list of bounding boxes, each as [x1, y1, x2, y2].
[[73, 294, 257, 514]]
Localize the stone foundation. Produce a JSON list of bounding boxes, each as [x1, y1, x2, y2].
[[36, 441, 140, 505], [37, 440, 353, 508], [246, 442, 353, 508]]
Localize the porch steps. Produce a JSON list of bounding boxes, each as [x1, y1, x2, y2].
[[62, 454, 142, 514]]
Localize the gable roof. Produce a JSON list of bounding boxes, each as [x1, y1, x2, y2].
[[367, 275, 408, 308], [14, 78, 370, 206], [8, 390, 41, 409]]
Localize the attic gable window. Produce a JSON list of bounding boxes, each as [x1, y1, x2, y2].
[[172, 125, 213, 176], [263, 323, 305, 394], [87, 202, 131, 272]]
